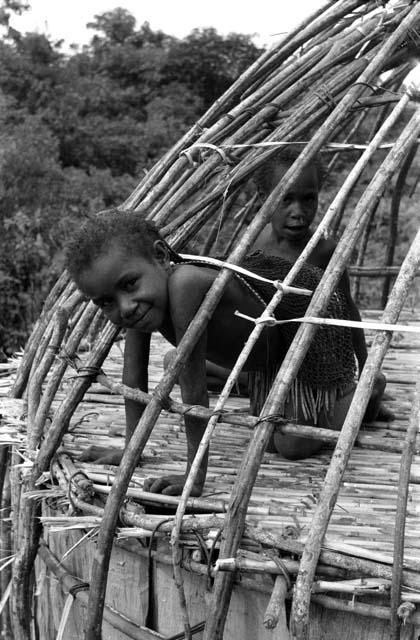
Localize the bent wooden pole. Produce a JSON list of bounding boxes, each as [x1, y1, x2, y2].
[[202, 108, 420, 640], [10, 322, 117, 640], [290, 225, 420, 639], [390, 379, 420, 639]]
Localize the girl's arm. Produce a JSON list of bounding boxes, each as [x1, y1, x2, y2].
[[123, 329, 151, 447]]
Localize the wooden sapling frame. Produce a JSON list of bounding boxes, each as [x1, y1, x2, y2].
[[203, 7, 420, 639], [290, 222, 420, 638], [3, 2, 420, 638], [390, 380, 420, 639], [381, 141, 418, 308]]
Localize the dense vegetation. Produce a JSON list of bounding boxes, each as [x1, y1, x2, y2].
[[0, 1, 261, 355]]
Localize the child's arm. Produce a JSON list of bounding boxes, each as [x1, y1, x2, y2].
[[78, 329, 150, 465], [144, 268, 210, 496], [123, 329, 151, 447]]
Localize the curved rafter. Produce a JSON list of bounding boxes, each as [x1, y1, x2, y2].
[[1, 2, 420, 640]]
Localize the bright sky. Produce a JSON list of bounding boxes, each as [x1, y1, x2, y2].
[[10, 0, 326, 48]]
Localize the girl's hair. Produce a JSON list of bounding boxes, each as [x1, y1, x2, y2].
[[65, 208, 176, 281], [253, 146, 324, 195]]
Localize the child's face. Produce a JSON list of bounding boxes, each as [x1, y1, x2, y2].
[[263, 161, 319, 242], [77, 241, 170, 332]]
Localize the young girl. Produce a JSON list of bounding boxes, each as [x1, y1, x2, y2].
[[252, 148, 391, 421], [66, 208, 359, 496]]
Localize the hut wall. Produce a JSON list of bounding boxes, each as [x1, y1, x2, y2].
[[35, 524, 420, 640], [35, 524, 290, 639], [36, 525, 149, 640]]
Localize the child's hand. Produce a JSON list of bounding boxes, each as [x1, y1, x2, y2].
[[78, 445, 125, 466], [143, 474, 203, 496]]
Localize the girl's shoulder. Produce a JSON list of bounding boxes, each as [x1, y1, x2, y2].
[[169, 262, 217, 290], [168, 260, 252, 308]]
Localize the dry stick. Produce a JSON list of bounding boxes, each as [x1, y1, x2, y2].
[[26, 306, 69, 451], [91, 482, 229, 515], [162, 56, 368, 237], [326, 66, 405, 190], [34, 322, 118, 476], [244, 0, 371, 84], [390, 379, 420, 640], [201, 17, 420, 640], [222, 196, 257, 256], [243, 526, 420, 591], [310, 594, 420, 624], [263, 576, 289, 630], [381, 141, 418, 308], [329, 80, 404, 236], [10, 324, 117, 640], [348, 266, 417, 276], [290, 230, 420, 637], [10, 465, 42, 640], [95, 371, 417, 454], [242, 22, 365, 117], [165, 183, 240, 248], [128, 0, 345, 213], [352, 200, 380, 304], [207, 20, 356, 147], [32, 302, 100, 437], [59, 491, 226, 537], [9, 271, 70, 398], [156, 52, 369, 227], [326, 110, 368, 178], [153, 18, 377, 227], [169, 287, 289, 634], [0, 455, 11, 637]]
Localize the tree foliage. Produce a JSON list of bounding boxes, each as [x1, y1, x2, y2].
[[0, 3, 261, 355]]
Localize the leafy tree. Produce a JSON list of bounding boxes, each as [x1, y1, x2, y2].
[[0, 5, 261, 352], [164, 28, 260, 108]]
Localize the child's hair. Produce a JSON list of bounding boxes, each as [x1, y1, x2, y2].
[[65, 208, 175, 281], [253, 146, 324, 195]]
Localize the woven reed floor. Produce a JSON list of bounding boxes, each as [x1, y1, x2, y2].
[[2, 309, 419, 567], [43, 307, 418, 567]]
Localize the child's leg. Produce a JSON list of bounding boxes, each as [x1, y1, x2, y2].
[[363, 372, 394, 422], [272, 384, 355, 460], [164, 349, 248, 393]]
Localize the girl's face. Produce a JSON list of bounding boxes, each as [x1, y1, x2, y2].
[[262, 161, 319, 242], [77, 240, 170, 332]]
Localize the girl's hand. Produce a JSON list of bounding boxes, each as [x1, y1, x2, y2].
[[143, 473, 203, 496]]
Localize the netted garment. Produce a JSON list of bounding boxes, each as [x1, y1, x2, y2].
[[241, 252, 356, 421]]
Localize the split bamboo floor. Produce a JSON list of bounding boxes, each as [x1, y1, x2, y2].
[[33, 306, 420, 569]]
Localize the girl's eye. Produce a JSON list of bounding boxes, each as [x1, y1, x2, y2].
[[123, 278, 138, 291], [95, 298, 113, 310]]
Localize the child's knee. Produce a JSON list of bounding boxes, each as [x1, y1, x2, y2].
[[163, 348, 177, 370], [272, 431, 323, 460], [374, 371, 386, 395], [364, 372, 387, 422]]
